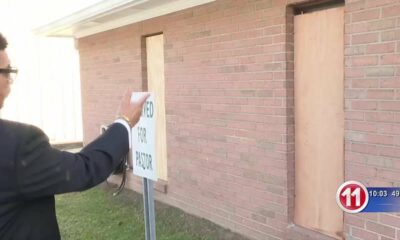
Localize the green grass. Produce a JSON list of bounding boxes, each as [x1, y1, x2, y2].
[[56, 184, 248, 240]]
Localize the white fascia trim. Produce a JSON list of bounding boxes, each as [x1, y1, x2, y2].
[[35, 0, 215, 38], [75, 0, 215, 38], [34, 0, 148, 36]]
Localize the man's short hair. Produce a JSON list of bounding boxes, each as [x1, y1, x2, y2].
[[0, 33, 8, 50]]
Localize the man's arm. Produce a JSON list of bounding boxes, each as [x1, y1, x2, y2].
[[16, 123, 129, 200]]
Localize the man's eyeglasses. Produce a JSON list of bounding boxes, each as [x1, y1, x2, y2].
[[0, 67, 18, 83]]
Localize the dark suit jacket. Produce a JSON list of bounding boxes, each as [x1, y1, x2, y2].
[[0, 119, 129, 240]]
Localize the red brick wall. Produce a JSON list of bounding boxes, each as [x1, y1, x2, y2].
[[77, 0, 400, 239], [344, 0, 400, 239]]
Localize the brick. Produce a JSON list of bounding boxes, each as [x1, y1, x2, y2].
[[362, 213, 380, 221], [345, 151, 366, 164], [346, 89, 366, 99], [366, 0, 397, 7], [264, 44, 286, 53], [365, 112, 395, 122], [346, 22, 368, 34], [351, 143, 379, 155], [368, 179, 395, 187], [255, 0, 272, 10], [377, 123, 400, 134], [352, 79, 379, 88], [251, 213, 267, 224], [345, 45, 367, 56], [366, 42, 396, 54], [351, 226, 379, 240], [381, 30, 400, 42], [366, 67, 395, 77], [366, 221, 396, 238], [345, 111, 364, 120], [382, 5, 400, 18], [351, 121, 377, 132], [380, 214, 400, 228], [380, 146, 400, 158], [345, 120, 352, 130], [352, 9, 380, 22], [218, 65, 248, 73], [365, 133, 394, 145], [380, 101, 400, 111], [396, 41, 400, 52], [380, 78, 400, 88], [273, 34, 286, 44], [365, 156, 395, 168], [378, 169, 400, 182], [272, 16, 286, 25], [367, 19, 396, 31], [345, 214, 365, 228], [345, 36, 350, 48], [352, 56, 379, 66], [346, 68, 365, 79], [264, 25, 282, 35], [366, 90, 395, 100], [352, 32, 379, 44], [380, 237, 394, 240], [352, 100, 378, 110], [264, 63, 283, 71], [393, 135, 400, 146], [346, 132, 365, 141], [381, 54, 400, 65], [346, 1, 366, 12]]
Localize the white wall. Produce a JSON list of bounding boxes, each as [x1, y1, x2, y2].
[[0, 0, 101, 143]]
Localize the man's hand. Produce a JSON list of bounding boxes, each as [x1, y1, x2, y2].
[[118, 90, 150, 127]]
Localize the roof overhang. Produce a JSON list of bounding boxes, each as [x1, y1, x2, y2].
[[34, 0, 215, 38]]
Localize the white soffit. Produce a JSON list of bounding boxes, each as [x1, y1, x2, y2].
[[34, 0, 215, 38]]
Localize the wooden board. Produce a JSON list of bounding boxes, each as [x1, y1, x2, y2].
[[146, 34, 168, 181], [294, 7, 344, 239]]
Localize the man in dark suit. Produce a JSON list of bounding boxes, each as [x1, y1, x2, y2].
[[0, 33, 149, 239]]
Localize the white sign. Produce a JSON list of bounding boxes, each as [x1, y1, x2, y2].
[[131, 92, 157, 181]]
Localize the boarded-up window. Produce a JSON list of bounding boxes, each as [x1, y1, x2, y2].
[[294, 6, 344, 239], [144, 34, 168, 180]]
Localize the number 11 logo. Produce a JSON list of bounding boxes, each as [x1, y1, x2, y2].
[[336, 181, 369, 213]]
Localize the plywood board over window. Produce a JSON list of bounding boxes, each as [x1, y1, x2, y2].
[[145, 34, 168, 181], [294, 6, 344, 239]]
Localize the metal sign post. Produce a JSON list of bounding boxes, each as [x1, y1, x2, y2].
[[131, 92, 157, 240], [143, 178, 156, 240]]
